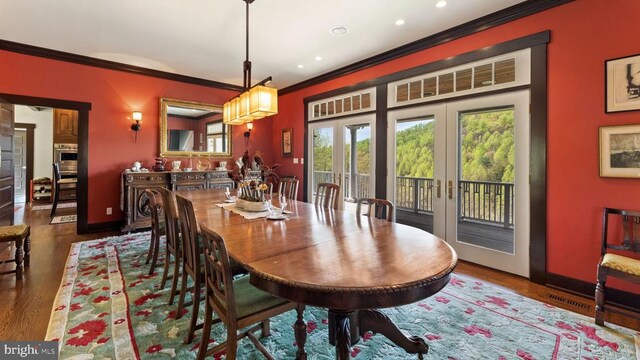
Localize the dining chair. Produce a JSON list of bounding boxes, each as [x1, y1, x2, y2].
[[278, 177, 299, 201], [50, 163, 77, 217], [314, 182, 340, 209], [197, 223, 301, 360], [143, 189, 165, 275], [355, 198, 395, 222], [157, 187, 182, 306], [595, 207, 640, 325], [175, 194, 206, 344]]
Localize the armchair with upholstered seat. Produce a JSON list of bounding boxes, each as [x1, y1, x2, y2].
[[595, 207, 640, 325]]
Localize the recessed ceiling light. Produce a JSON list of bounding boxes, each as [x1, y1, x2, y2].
[[436, 1, 447, 8], [395, 19, 405, 26], [330, 26, 349, 35], [297, 64, 304, 69], [315, 56, 322, 61]]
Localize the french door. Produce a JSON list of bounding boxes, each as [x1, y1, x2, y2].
[[308, 114, 376, 210], [387, 90, 530, 277]]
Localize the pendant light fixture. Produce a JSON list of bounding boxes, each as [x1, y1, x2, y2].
[[223, 0, 278, 126]]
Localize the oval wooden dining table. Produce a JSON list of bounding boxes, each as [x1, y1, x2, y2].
[[178, 188, 458, 360]]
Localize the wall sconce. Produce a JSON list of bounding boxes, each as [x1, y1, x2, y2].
[[131, 111, 142, 142], [244, 122, 253, 146]]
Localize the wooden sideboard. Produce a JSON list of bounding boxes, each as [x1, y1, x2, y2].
[[121, 170, 234, 232]]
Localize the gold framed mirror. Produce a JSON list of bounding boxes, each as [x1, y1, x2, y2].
[[159, 98, 232, 157]]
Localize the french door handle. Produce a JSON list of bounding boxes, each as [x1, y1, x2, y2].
[[447, 180, 453, 200], [436, 180, 442, 198], [338, 173, 342, 187]]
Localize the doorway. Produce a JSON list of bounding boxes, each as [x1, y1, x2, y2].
[[308, 114, 376, 211], [0, 93, 90, 233], [387, 90, 530, 277]]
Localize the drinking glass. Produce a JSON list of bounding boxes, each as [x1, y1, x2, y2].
[[279, 195, 288, 214]]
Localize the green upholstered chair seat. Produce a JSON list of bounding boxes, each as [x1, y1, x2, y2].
[[0, 224, 29, 242], [232, 276, 289, 320], [601, 253, 640, 276]]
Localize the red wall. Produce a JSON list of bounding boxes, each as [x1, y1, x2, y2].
[[270, 0, 640, 290], [0, 50, 274, 223]]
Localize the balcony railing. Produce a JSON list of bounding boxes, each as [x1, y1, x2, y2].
[[312, 171, 370, 199], [395, 176, 513, 228], [312, 172, 513, 228]]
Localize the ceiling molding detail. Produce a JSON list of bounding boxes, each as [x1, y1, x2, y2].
[[0, 39, 244, 92]]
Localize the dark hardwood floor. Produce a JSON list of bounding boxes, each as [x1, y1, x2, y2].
[[0, 203, 636, 341]]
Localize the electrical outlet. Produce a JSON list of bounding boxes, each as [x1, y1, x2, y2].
[[293, 158, 299, 164], [106, 207, 112, 215], [300, 158, 304, 164]]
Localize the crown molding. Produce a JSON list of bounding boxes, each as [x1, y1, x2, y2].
[[0, 39, 244, 92]]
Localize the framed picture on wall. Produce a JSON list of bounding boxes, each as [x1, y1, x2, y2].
[[282, 128, 293, 157], [599, 124, 640, 177], [606, 54, 640, 113]]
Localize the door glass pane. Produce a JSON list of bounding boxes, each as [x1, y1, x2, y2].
[[395, 118, 435, 233], [312, 127, 334, 198], [458, 108, 515, 253], [343, 124, 371, 212]]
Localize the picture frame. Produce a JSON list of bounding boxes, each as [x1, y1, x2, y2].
[[599, 124, 640, 178], [606, 54, 640, 113], [281, 128, 293, 157]]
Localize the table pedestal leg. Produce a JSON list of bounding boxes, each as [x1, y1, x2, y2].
[[294, 304, 308, 360], [328, 309, 428, 360]]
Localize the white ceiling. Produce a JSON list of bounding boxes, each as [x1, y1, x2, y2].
[[0, 0, 525, 89]]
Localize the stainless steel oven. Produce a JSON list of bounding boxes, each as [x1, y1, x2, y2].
[[54, 143, 78, 175]]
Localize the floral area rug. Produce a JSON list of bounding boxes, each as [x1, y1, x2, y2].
[[46, 232, 640, 359]]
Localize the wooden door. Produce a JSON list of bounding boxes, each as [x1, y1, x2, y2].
[[0, 100, 15, 225], [54, 109, 78, 144], [13, 129, 26, 203]]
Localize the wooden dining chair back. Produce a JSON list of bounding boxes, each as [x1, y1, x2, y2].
[[175, 194, 205, 343], [197, 223, 299, 360], [356, 198, 395, 222], [157, 187, 181, 305], [595, 207, 640, 325], [50, 163, 77, 217], [314, 182, 340, 209], [143, 189, 165, 275], [278, 178, 299, 201]]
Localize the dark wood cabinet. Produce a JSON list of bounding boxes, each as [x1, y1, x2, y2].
[[121, 170, 234, 232], [53, 109, 78, 144]]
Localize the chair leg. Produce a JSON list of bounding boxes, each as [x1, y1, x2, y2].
[[50, 185, 60, 217], [176, 266, 189, 320], [196, 302, 214, 360], [185, 279, 201, 344], [146, 229, 156, 265], [160, 246, 171, 290], [15, 238, 24, 280], [23, 235, 31, 268], [168, 252, 181, 306], [148, 234, 161, 276], [226, 325, 238, 360], [260, 319, 271, 338], [595, 267, 607, 326]]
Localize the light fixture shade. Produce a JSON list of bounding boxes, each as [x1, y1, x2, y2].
[[223, 97, 245, 125], [249, 86, 278, 118], [246, 122, 254, 130], [132, 111, 142, 121]]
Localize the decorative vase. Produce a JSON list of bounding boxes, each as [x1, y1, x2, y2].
[[153, 157, 167, 171], [236, 198, 269, 212]]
